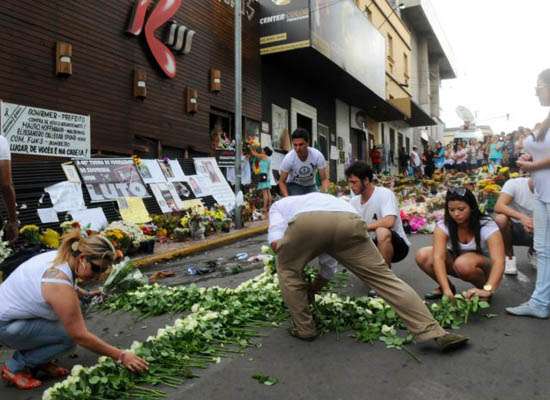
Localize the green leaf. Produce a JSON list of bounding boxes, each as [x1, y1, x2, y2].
[[478, 301, 490, 309], [252, 374, 279, 386]]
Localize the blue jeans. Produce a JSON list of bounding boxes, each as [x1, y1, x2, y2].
[[0, 319, 74, 372], [287, 183, 317, 196], [529, 199, 550, 311]]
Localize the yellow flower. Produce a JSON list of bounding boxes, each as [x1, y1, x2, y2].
[[40, 229, 61, 249], [20, 224, 39, 234]]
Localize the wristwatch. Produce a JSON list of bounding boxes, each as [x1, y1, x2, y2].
[[483, 284, 494, 293]]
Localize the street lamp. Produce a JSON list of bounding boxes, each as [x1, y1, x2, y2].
[[234, 0, 243, 229]]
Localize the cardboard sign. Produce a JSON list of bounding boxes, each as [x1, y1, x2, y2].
[[1, 101, 90, 158]]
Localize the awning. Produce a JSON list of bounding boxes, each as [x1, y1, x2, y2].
[[262, 47, 406, 122], [391, 97, 436, 127]]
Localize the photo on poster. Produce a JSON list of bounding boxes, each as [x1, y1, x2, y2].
[[186, 175, 211, 197], [137, 160, 166, 184], [158, 160, 175, 180], [194, 158, 223, 184], [166, 160, 186, 182], [150, 183, 183, 214], [173, 181, 193, 200]]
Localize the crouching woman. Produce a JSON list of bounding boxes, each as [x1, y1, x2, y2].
[[0, 231, 148, 390], [416, 188, 505, 300]]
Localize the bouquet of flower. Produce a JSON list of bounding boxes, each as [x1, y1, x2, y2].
[[40, 228, 61, 249], [102, 259, 147, 295], [0, 230, 13, 265], [19, 225, 41, 247]]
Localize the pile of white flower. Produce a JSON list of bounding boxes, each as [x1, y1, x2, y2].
[[0, 229, 12, 265]]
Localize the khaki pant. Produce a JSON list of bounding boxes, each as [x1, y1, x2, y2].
[[276, 212, 446, 342]]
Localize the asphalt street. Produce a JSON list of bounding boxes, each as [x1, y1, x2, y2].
[[1, 234, 547, 400]]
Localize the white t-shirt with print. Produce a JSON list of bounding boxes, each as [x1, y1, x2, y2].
[[436, 219, 500, 256], [0, 136, 10, 161], [500, 177, 534, 222], [349, 187, 410, 246], [280, 148, 326, 187]]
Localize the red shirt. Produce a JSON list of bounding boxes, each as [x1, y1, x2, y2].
[[370, 149, 381, 164]]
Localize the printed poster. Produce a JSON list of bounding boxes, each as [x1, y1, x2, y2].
[[75, 159, 149, 203], [194, 157, 236, 210], [158, 159, 186, 182], [150, 182, 184, 214]]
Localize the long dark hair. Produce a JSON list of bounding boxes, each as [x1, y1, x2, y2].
[[444, 188, 489, 256], [536, 68, 550, 142]]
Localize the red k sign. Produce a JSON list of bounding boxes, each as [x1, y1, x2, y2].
[[127, 0, 195, 79]]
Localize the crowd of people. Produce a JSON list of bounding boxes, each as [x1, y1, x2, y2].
[[0, 68, 549, 390]]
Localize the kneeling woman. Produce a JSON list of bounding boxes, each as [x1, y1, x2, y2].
[[0, 231, 148, 389], [416, 188, 505, 300]]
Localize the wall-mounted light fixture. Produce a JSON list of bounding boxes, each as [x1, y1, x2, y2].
[[56, 41, 72, 76], [210, 68, 221, 93], [185, 87, 198, 114], [133, 68, 147, 98]]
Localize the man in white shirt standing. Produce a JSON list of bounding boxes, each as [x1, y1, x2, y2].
[[410, 146, 422, 178], [278, 128, 330, 196], [346, 161, 410, 267], [268, 192, 468, 351], [494, 177, 535, 274], [0, 135, 17, 243]]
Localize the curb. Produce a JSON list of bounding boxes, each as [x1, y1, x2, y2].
[[133, 223, 268, 268]]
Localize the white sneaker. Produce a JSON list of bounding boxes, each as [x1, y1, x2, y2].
[[528, 251, 537, 269], [505, 256, 517, 275]]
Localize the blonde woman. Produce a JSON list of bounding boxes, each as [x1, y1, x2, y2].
[[0, 231, 148, 390]]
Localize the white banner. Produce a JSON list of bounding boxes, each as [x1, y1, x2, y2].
[[1, 101, 90, 158]]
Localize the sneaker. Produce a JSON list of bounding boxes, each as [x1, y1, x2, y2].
[[434, 333, 469, 352], [1, 364, 42, 390], [527, 250, 537, 269], [504, 256, 517, 275], [506, 302, 550, 319]]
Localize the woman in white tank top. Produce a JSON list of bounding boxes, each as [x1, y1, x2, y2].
[[415, 188, 505, 301], [0, 231, 149, 390], [507, 68, 550, 319]]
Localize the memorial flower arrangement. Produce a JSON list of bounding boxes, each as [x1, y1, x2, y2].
[[44, 248, 491, 400]]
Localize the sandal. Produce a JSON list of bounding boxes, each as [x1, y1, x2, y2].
[[425, 282, 456, 300], [35, 362, 70, 379], [1, 364, 42, 390]]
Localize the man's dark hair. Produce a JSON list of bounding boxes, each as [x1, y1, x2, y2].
[[263, 147, 273, 157], [345, 161, 374, 182], [291, 128, 310, 142]]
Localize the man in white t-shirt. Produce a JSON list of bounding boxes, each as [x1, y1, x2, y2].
[[410, 146, 422, 178], [494, 177, 535, 275], [278, 128, 329, 196], [346, 161, 410, 267], [0, 136, 18, 243]]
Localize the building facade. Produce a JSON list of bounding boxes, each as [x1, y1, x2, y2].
[[0, 0, 261, 160]]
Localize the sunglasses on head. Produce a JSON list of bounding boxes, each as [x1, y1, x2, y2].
[[448, 186, 467, 197]]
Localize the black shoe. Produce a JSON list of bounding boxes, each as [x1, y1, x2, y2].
[[424, 283, 456, 300], [434, 333, 469, 352], [368, 289, 378, 297]]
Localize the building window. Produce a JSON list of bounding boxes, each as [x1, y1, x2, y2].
[[387, 34, 394, 62], [403, 53, 409, 85]]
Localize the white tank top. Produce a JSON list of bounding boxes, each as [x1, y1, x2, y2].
[[0, 251, 74, 322]]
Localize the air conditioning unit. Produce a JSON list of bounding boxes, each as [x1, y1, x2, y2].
[[350, 107, 369, 131]]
